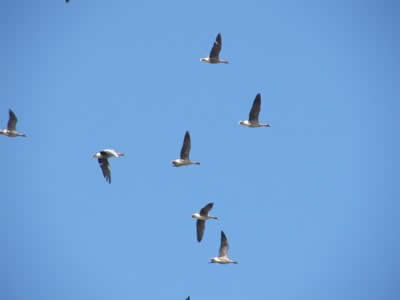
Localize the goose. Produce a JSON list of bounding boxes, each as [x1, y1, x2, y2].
[[172, 131, 200, 167], [192, 203, 218, 242], [200, 33, 229, 64], [0, 109, 27, 138], [210, 231, 238, 264], [92, 149, 124, 184], [239, 93, 270, 128]]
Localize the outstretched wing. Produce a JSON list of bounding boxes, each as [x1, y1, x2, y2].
[[98, 158, 111, 184], [209, 33, 222, 59], [196, 220, 205, 242], [7, 109, 17, 131], [249, 93, 261, 122], [199, 202, 213, 217], [219, 231, 229, 257], [180, 131, 191, 160]]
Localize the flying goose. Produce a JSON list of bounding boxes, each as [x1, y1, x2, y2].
[[200, 33, 229, 64], [172, 131, 200, 167], [239, 93, 270, 128], [210, 231, 238, 264], [0, 109, 27, 137], [192, 203, 218, 242], [92, 149, 124, 184]]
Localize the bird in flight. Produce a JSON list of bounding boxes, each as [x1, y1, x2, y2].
[[0, 109, 27, 138], [192, 203, 218, 242], [172, 131, 200, 167], [210, 231, 238, 264], [239, 93, 271, 128], [92, 149, 124, 184], [200, 33, 229, 64]]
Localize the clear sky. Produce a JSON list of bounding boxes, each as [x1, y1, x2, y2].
[[1, 1, 399, 300]]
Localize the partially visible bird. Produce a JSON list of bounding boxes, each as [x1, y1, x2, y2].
[[172, 131, 200, 167], [0, 109, 27, 138], [192, 203, 218, 242], [185, 297, 190, 300], [92, 149, 124, 184], [239, 93, 271, 128], [65, 0, 70, 3], [200, 33, 229, 64], [210, 231, 238, 264]]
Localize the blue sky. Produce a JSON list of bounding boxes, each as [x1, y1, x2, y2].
[[1, 1, 399, 299]]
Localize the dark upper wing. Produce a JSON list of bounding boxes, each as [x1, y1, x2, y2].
[[209, 33, 222, 58], [219, 231, 229, 257], [249, 93, 261, 122], [196, 219, 205, 242], [98, 158, 111, 184], [186, 297, 190, 300], [180, 131, 191, 160], [199, 202, 214, 216], [7, 109, 17, 131]]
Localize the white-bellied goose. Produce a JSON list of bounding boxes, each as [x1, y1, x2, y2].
[[92, 149, 124, 184], [239, 93, 270, 128], [172, 131, 200, 167], [200, 33, 229, 64], [192, 203, 218, 242], [0, 109, 27, 138], [210, 231, 238, 264]]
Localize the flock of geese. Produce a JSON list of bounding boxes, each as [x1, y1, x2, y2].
[[5, 6, 271, 296]]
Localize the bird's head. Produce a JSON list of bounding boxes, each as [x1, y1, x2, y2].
[[239, 121, 245, 126], [200, 57, 207, 62], [209, 258, 216, 264], [171, 160, 178, 167], [92, 153, 100, 158]]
